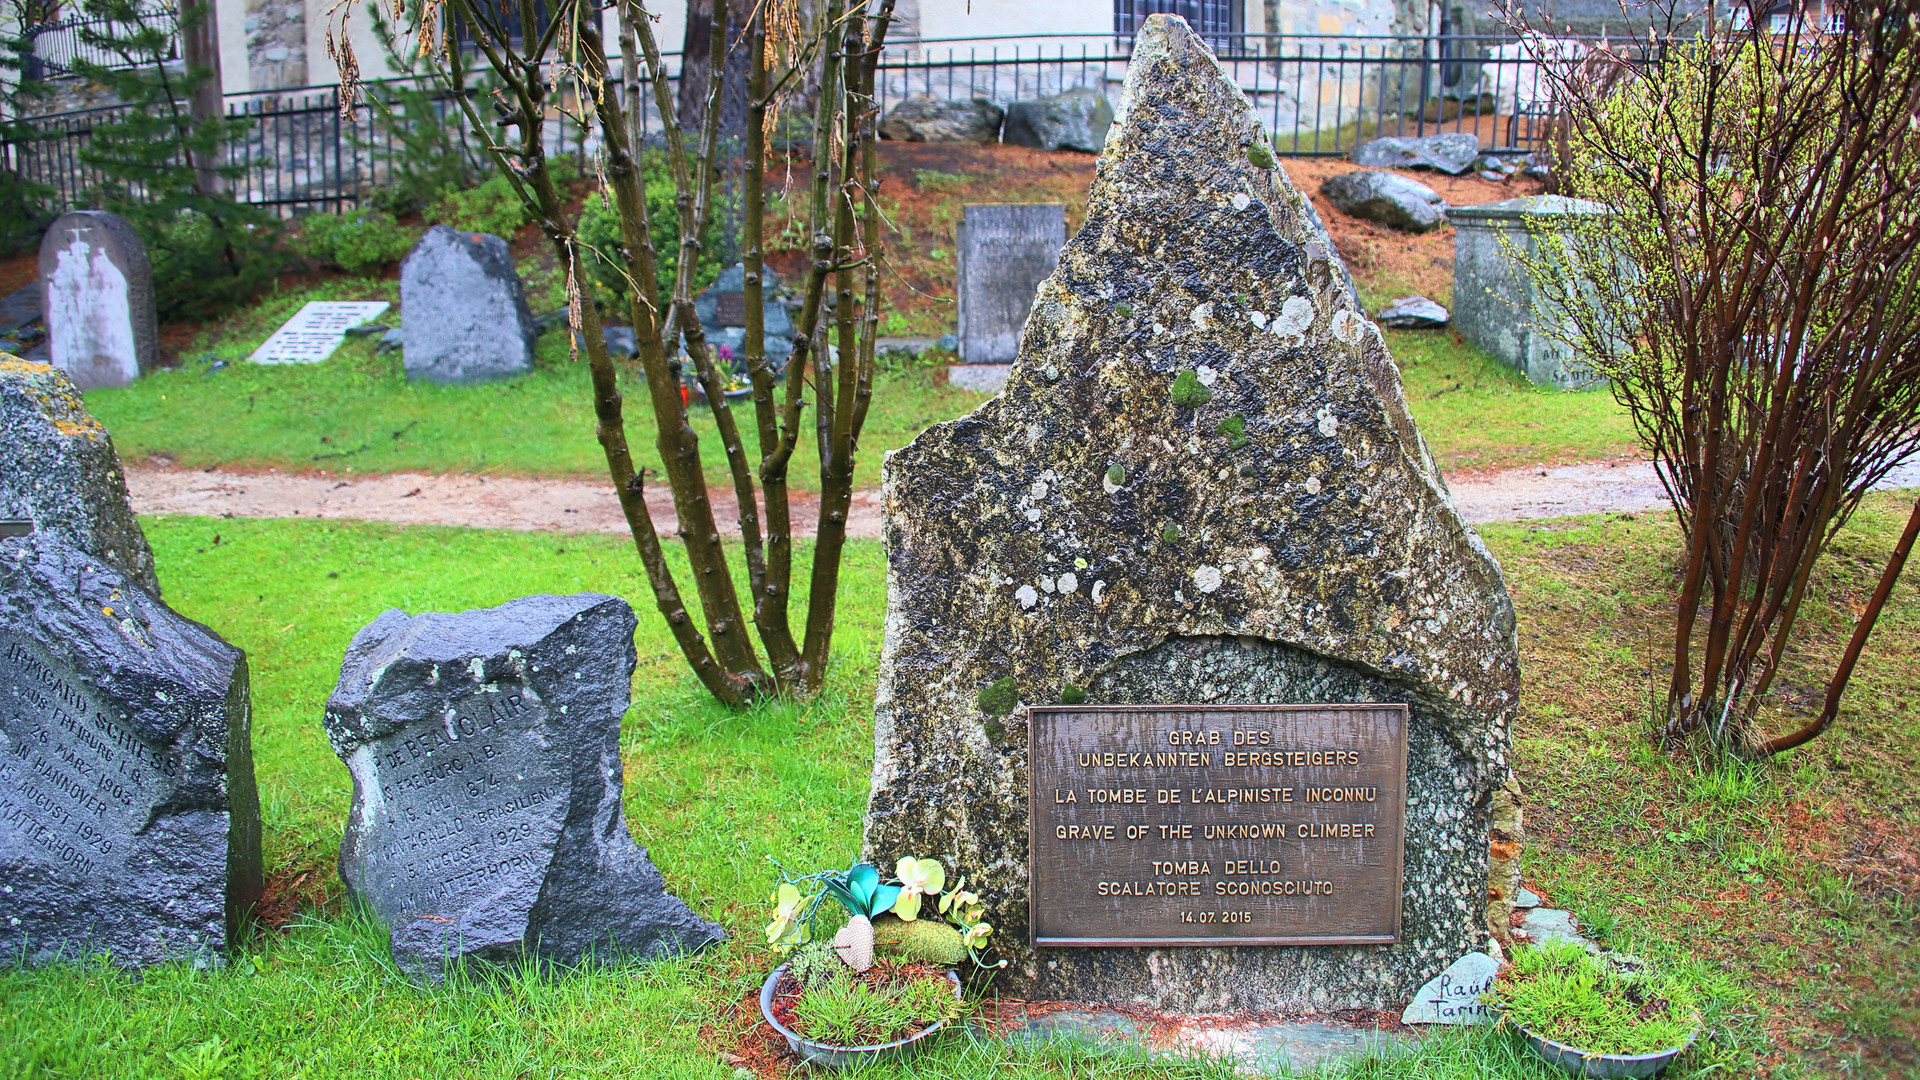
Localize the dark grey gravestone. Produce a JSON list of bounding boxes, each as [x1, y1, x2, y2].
[[1352, 134, 1480, 175], [324, 593, 725, 981], [880, 96, 1005, 143], [1003, 88, 1115, 153], [1320, 170, 1451, 233], [38, 211, 159, 390], [864, 14, 1517, 1012], [1450, 196, 1608, 390], [1, 358, 159, 594], [956, 204, 1067, 366], [0, 534, 262, 969], [399, 225, 536, 384], [693, 263, 795, 369]]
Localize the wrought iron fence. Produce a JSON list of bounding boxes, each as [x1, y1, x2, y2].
[[4, 32, 1644, 216], [18, 6, 177, 80]]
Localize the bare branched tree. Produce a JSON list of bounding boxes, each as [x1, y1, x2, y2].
[[1512, 0, 1920, 755], [330, 0, 896, 703]]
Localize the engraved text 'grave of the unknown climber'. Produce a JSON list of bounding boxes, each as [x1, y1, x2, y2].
[[1029, 704, 1406, 946]]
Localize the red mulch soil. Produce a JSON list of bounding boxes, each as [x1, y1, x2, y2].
[[1, 251, 36, 299]]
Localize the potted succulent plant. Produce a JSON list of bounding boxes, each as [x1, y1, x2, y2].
[[759, 855, 1004, 1069], [1487, 941, 1703, 1079]]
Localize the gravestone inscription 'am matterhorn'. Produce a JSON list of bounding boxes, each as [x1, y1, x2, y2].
[[324, 593, 724, 980], [0, 534, 263, 969], [863, 15, 1518, 1012]]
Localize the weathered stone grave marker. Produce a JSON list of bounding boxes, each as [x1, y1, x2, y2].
[[955, 203, 1067, 389], [38, 211, 159, 390], [324, 593, 724, 980], [1, 533, 263, 969], [2, 357, 158, 594], [399, 225, 536, 384], [865, 15, 1517, 1012], [251, 301, 391, 364], [693, 263, 795, 370], [1451, 195, 1607, 390]]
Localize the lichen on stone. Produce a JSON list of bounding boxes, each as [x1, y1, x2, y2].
[[866, 14, 1517, 1013]]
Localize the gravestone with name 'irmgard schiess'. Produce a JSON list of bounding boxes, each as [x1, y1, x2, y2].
[[864, 14, 1519, 1012], [1, 533, 262, 969], [324, 592, 724, 980]]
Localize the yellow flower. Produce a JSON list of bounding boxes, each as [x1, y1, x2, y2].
[[963, 923, 993, 948], [891, 857, 946, 922], [765, 882, 808, 947]]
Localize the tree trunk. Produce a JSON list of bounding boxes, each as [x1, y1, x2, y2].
[[177, 0, 224, 194], [676, 0, 752, 135]]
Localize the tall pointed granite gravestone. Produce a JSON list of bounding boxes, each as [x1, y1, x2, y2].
[[1, 356, 160, 595], [864, 15, 1518, 1012], [325, 593, 725, 981], [1, 534, 262, 969]]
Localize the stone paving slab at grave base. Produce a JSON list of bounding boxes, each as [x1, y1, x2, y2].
[[1007, 1006, 1417, 1074]]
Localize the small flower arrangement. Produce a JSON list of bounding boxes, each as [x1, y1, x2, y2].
[[761, 855, 1004, 1055]]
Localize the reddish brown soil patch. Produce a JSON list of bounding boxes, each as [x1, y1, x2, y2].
[[253, 860, 341, 930], [1277, 156, 1546, 308], [0, 251, 36, 298]]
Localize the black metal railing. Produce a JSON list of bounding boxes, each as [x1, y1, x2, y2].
[[18, 7, 177, 80], [5, 32, 1651, 216]]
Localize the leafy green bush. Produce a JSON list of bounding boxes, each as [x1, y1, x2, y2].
[[0, 168, 54, 256], [429, 172, 530, 238], [295, 209, 420, 275], [142, 204, 284, 322], [576, 151, 726, 316], [1491, 941, 1700, 1054]]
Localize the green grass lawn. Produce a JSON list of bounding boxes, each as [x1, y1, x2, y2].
[[80, 282, 1633, 486], [6, 499, 1916, 1078], [87, 277, 992, 491]]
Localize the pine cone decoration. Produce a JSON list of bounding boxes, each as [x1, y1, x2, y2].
[[833, 914, 875, 972]]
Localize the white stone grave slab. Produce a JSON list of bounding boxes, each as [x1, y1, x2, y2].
[[250, 301, 391, 364]]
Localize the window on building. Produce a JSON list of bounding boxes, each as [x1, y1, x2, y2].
[[1115, 0, 1242, 54]]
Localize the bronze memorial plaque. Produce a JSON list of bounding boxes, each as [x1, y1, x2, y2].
[[714, 291, 748, 327], [1028, 704, 1409, 946]]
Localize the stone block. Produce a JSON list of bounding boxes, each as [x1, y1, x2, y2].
[[325, 593, 725, 981], [399, 225, 536, 384], [0, 534, 262, 969], [1353, 133, 1480, 175], [863, 15, 1517, 1012], [38, 211, 158, 390], [1, 357, 158, 594], [1450, 195, 1608, 390], [1375, 296, 1450, 329], [1003, 88, 1114, 153], [956, 204, 1066, 365], [1320, 170, 1450, 233], [880, 96, 1005, 143]]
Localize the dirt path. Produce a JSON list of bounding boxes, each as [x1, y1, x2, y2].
[[125, 465, 884, 538], [125, 456, 1919, 535]]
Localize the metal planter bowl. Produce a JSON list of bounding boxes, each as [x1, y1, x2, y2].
[[759, 963, 962, 1070], [1515, 1016, 1701, 1079]]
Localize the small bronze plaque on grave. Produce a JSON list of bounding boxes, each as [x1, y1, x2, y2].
[[1028, 704, 1408, 947], [714, 292, 748, 327]]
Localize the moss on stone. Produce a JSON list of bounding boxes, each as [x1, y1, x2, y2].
[[1106, 464, 1126, 486], [1161, 523, 1181, 545], [1061, 684, 1087, 704], [1169, 369, 1213, 408], [1216, 413, 1249, 449], [1248, 139, 1277, 170], [977, 677, 1019, 717]]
